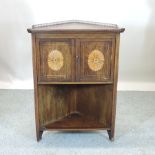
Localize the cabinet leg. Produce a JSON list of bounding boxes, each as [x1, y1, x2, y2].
[[36, 130, 43, 141], [107, 130, 114, 141]]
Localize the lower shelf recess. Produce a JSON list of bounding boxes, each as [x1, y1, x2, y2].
[[43, 112, 109, 130]]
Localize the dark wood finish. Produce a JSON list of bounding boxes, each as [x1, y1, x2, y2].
[[38, 39, 75, 82], [78, 39, 115, 82], [28, 20, 125, 141]]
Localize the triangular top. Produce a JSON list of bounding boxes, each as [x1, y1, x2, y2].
[[27, 20, 125, 33]]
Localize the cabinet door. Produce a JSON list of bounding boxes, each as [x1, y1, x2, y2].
[[78, 39, 114, 82], [38, 39, 75, 82]]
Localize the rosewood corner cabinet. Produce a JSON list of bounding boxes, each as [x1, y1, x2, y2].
[[27, 20, 125, 141]]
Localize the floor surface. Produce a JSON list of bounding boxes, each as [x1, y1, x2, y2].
[[0, 90, 155, 155]]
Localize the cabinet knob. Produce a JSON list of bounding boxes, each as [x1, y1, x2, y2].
[[76, 55, 79, 63]]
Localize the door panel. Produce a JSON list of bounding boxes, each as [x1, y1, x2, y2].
[[38, 39, 75, 82], [78, 39, 114, 82]]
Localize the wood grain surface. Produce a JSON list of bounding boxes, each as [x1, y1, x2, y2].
[[28, 21, 124, 141]]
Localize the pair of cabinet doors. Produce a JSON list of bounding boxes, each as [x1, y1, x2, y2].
[[38, 38, 115, 82]]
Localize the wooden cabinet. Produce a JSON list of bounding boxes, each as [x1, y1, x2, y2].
[[28, 20, 125, 141]]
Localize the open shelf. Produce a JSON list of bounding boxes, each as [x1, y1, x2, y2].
[[38, 84, 113, 131]]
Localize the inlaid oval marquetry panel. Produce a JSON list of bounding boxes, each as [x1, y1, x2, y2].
[[48, 50, 64, 71], [88, 49, 105, 72]]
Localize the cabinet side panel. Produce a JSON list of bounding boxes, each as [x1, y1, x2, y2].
[[31, 34, 41, 140], [111, 34, 120, 139]]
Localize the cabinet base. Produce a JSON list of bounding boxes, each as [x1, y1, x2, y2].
[[107, 129, 114, 141], [37, 130, 43, 141], [36, 129, 114, 141]]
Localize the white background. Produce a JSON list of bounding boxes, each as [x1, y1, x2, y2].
[[0, 0, 155, 90]]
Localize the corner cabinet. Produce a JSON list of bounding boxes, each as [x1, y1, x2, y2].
[[27, 20, 125, 141]]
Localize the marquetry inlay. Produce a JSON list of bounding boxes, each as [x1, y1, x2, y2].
[[48, 50, 64, 71], [88, 49, 104, 71]]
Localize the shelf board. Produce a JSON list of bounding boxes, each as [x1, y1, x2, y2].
[[38, 81, 113, 85], [43, 112, 109, 130]]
